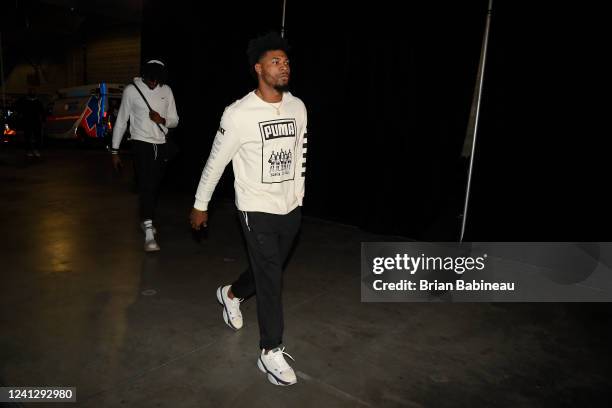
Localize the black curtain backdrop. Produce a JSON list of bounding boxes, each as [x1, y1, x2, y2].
[[141, 1, 609, 241], [463, 2, 610, 241]]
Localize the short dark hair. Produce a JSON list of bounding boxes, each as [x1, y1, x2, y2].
[[246, 32, 290, 78], [141, 60, 168, 84]]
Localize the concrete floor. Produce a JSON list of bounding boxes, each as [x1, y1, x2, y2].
[[1, 147, 611, 408]]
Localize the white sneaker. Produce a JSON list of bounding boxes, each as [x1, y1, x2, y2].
[[216, 285, 243, 330], [140, 221, 157, 235], [144, 238, 160, 252], [33, 150, 41, 158], [257, 347, 297, 386]]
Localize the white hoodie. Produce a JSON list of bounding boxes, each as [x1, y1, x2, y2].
[[194, 91, 308, 215], [112, 77, 179, 149]]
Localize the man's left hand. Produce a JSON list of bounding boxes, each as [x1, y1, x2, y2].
[[149, 110, 166, 125]]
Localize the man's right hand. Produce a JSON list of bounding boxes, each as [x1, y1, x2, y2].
[[111, 154, 123, 172], [190, 208, 208, 230]]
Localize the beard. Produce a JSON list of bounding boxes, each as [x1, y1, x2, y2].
[[274, 83, 290, 93], [273, 76, 290, 93]]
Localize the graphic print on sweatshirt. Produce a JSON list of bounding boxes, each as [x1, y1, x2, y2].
[[258, 118, 297, 184]]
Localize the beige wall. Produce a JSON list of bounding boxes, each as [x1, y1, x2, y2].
[[86, 26, 141, 85], [4, 25, 140, 96]]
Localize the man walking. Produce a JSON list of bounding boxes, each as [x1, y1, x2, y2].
[[112, 60, 179, 252], [17, 89, 45, 158], [190, 33, 308, 386]]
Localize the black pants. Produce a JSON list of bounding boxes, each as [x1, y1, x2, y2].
[[24, 125, 41, 151], [231, 207, 301, 350], [132, 140, 167, 222]]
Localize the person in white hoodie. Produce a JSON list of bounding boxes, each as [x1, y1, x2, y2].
[[111, 60, 179, 252], [190, 33, 308, 386]]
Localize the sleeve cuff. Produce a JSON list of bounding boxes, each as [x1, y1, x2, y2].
[[193, 199, 208, 211]]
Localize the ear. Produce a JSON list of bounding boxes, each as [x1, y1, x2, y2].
[[254, 63, 262, 76]]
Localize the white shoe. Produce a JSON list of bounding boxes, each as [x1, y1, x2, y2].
[[144, 238, 160, 252], [33, 150, 41, 157], [257, 347, 297, 386], [216, 285, 243, 330]]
